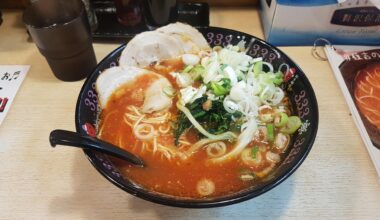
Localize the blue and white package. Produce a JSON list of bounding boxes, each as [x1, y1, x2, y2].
[[260, 0, 380, 46]]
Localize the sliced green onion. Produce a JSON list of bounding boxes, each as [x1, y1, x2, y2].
[[253, 61, 263, 75], [274, 112, 288, 127], [280, 116, 302, 134], [220, 78, 232, 87], [220, 64, 228, 71], [189, 64, 204, 80], [210, 82, 229, 96], [183, 65, 194, 73], [273, 72, 283, 85], [267, 123, 274, 142], [251, 146, 259, 159]]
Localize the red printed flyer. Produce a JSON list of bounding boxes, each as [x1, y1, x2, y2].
[[325, 46, 380, 178], [0, 65, 30, 126]]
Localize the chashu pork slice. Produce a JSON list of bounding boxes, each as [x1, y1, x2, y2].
[[96, 66, 148, 108], [142, 77, 173, 113], [119, 31, 184, 68], [96, 66, 174, 113], [156, 22, 210, 53]]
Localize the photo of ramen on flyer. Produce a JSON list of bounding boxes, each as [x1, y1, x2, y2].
[[339, 49, 380, 149]]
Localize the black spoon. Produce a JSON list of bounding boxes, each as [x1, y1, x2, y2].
[[49, 129, 144, 167]]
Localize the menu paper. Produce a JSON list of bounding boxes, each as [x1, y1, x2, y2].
[[0, 65, 30, 126], [325, 46, 380, 179]]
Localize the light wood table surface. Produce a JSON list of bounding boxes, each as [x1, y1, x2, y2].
[[1, 8, 380, 220]]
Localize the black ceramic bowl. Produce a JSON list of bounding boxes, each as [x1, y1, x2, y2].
[[75, 27, 318, 208]]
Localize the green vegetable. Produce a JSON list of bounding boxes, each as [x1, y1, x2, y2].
[[183, 65, 193, 73], [174, 111, 191, 145], [203, 98, 236, 134], [174, 96, 243, 145], [232, 111, 243, 118], [273, 72, 284, 85], [220, 78, 232, 87], [210, 82, 228, 96], [209, 78, 231, 96], [176, 100, 237, 141], [256, 69, 284, 87], [251, 146, 259, 159], [253, 61, 263, 75], [274, 112, 288, 127], [280, 116, 302, 134], [192, 108, 206, 118], [230, 117, 244, 133], [189, 96, 206, 110], [267, 123, 274, 142], [220, 64, 228, 71], [189, 64, 205, 81]]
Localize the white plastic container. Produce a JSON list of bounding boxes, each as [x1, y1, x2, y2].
[[260, 0, 380, 46]]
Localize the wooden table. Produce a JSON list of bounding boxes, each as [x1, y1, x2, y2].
[[1, 8, 380, 220]]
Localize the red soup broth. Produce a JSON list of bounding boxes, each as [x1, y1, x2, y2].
[[98, 60, 277, 198]]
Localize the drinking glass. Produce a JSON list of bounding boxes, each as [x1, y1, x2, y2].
[[23, 0, 97, 81]]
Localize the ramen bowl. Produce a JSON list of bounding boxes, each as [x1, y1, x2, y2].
[[75, 27, 318, 208]]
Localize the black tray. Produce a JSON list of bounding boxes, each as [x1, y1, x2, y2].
[[92, 1, 209, 41]]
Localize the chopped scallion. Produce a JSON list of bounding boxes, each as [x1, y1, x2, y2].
[[189, 64, 204, 80], [210, 82, 229, 96], [274, 112, 288, 127], [251, 146, 259, 159], [280, 116, 302, 134], [267, 123, 274, 142], [220, 64, 228, 71], [183, 65, 194, 73], [273, 72, 284, 85], [253, 61, 263, 75]]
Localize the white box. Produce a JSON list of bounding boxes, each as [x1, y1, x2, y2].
[[260, 0, 380, 46]]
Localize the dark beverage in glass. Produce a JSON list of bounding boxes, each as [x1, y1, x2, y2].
[[23, 0, 97, 81]]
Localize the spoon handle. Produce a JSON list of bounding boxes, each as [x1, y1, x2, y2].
[[49, 129, 144, 167]]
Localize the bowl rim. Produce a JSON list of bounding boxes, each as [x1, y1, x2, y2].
[[75, 26, 319, 208]]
